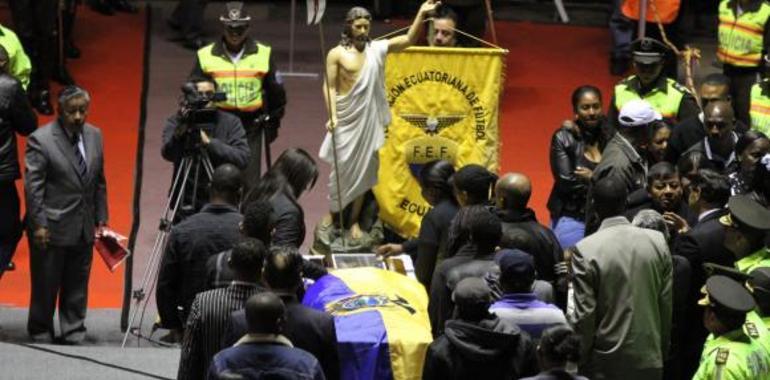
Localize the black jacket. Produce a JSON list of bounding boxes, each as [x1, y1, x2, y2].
[[402, 198, 459, 290], [224, 295, 340, 380], [156, 203, 243, 329], [270, 191, 305, 248], [161, 111, 250, 213], [428, 244, 497, 337], [673, 208, 733, 378], [625, 195, 698, 243], [683, 137, 739, 174], [497, 208, 563, 283], [667, 115, 749, 164], [547, 125, 606, 220], [422, 316, 538, 380], [0, 73, 36, 182]]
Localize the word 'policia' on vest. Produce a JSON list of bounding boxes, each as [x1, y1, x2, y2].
[[614, 76, 686, 120], [750, 83, 770, 134], [718, 0, 770, 67], [198, 43, 272, 112]]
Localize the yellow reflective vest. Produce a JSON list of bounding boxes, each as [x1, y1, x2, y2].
[[614, 75, 687, 120], [718, 0, 770, 67], [197, 42, 271, 113], [750, 82, 770, 134], [0, 23, 31, 90]]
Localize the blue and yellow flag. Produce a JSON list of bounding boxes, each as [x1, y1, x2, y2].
[[374, 47, 507, 238], [303, 268, 432, 380]]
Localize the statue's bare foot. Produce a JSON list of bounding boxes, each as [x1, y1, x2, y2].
[[350, 223, 364, 240]]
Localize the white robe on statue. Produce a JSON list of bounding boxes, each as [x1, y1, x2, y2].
[[320, 40, 391, 212]]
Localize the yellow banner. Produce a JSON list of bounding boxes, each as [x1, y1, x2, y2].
[[374, 47, 507, 238]]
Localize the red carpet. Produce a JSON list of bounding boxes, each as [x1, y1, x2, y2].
[[0, 8, 146, 308], [497, 22, 616, 222]]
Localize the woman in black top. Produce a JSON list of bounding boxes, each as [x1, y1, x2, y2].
[[547, 85, 607, 249], [445, 164, 498, 257], [377, 160, 459, 289], [728, 130, 769, 195], [243, 148, 318, 248]]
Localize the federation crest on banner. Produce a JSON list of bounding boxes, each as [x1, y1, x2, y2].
[[374, 47, 507, 238]]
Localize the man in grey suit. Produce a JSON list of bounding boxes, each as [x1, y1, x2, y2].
[[24, 85, 108, 343], [569, 176, 672, 380]]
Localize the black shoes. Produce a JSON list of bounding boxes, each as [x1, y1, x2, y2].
[[89, 0, 115, 15], [31, 90, 54, 115], [111, 0, 138, 13], [182, 37, 206, 51], [53, 67, 76, 86], [610, 57, 630, 76]]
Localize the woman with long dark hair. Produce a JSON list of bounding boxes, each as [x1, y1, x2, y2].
[[445, 164, 498, 257], [729, 130, 770, 195], [243, 148, 318, 248], [547, 85, 608, 248], [377, 160, 459, 289]]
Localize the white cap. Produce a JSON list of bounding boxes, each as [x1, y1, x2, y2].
[[618, 99, 662, 127]]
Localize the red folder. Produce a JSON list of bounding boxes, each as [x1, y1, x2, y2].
[[94, 227, 130, 272]]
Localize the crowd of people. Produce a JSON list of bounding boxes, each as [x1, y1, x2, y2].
[[3, 0, 770, 380]]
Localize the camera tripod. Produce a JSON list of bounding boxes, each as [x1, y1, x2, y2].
[[121, 147, 214, 348]]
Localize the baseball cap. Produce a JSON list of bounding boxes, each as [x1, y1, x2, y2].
[[495, 249, 535, 279], [452, 277, 492, 308], [618, 99, 662, 127]]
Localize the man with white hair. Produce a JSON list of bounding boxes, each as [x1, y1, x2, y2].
[[585, 99, 660, 234]]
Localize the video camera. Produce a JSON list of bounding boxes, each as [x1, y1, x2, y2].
[[179, 82, 226, 125]]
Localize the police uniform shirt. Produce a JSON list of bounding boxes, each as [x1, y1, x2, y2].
[[608, 75, 699, 130]]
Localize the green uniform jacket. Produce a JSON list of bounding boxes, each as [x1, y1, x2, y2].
[[736, 247, 770, 274], [693, 328, 770, 380]]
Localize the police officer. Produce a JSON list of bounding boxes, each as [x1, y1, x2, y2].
[[718, 0, 770, 127], [748, 268, 770, 352], [9, 0, 76, 115], [749, 55, 770, 134], [191, 2, 286, 191], [608, 38, 699, 132], [0, 22, 31, 90], [693, 275, 770, 380], [719, 194, 770, 273]]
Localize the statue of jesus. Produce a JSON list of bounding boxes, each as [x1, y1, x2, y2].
[[320, 1, 439, 239]]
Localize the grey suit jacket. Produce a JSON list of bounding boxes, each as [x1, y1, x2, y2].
[[24, 120, 108, 246], [569, 216, 672, 379]]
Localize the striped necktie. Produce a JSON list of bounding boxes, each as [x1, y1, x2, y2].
[[71, 134, 87, 179]]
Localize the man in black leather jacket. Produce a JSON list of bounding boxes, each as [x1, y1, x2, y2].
[[0, 45, 37, 278], [161, 78, 249, 219]]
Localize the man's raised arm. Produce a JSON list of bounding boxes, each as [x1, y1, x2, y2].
[[388, 1, 440, 53]]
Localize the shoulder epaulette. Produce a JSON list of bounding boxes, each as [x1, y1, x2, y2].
[[670, 80, 690, 94], [716, 347, 730, 365], [745, 322, 760, 338]]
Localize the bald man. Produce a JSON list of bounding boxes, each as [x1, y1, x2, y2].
[[682, 100, 739, 173], [494, 173, 564, 302]]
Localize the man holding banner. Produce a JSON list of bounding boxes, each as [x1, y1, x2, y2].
[[319, 1, 439, 240]]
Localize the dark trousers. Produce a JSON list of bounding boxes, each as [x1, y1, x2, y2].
[[0, 181, 21, 274], [28, 241, 93, 342], [9, 0, 58, 93], [724, 65, 760, 127], [170, 0, 208, 40], [245, 121, 263, 193]]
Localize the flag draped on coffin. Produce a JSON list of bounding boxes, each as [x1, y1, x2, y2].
[[303, 268, 432, 380], [374, 46, 507, 238]]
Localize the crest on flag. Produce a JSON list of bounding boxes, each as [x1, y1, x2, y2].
[[307, 0, 326, 25]]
